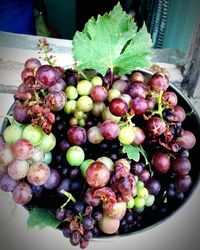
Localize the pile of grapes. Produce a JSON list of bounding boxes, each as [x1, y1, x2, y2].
[[0, 57, 198, 249]]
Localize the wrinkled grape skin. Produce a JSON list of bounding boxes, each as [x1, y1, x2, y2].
[[162, 92, 178, 107], [27, 162, 50, 186], [85, 161, 110, 188], [100, 120, 120, 140], [67, 126, 86, 145], [151, 151, 170, 174], [12, 182, 33, 205]]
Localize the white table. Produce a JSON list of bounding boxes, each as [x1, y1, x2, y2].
[[0, 32, 200, 250]]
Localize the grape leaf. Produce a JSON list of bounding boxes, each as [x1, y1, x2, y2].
[[122, 144, 140, 162], [27, 207, 61, 229], [72, 3, 152, 76]]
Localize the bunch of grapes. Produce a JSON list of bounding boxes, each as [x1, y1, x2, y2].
[[0, 56, 197, 249]]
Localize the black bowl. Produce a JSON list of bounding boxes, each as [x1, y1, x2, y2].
[[1, 70, 200, 238]]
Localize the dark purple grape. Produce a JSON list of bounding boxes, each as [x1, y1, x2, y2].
[[73, 201, 85, 213], [70, 230, 81, 246], [82, 216, 94, 230], [69, 168, 81, 180], [70, 180, 82, 192], [83, 230, 93, 240], [151, 151, 170, 174], [31, 185, 44, 198], [65, 209, 74, 221], [35, 65, 59, 88], [138, 169, 150, 183], [175, 175, 192, 192], [12, 101, 31, 123], [172, 157, 191, 176], [57, 179, 70, 194], [128, 83, 146, 99], [58, 139, 70, 152], [55, 208, 65, 220], [146, 179, 161, 195], [0, 173, 18, 192], [131, 162, 144, 175], [92, 211, 103, 221], [79, 237, 89, 249], [62, 226, 71, 238], [44, 169, 60, 189], [109, 98, 128, 116], [147, 117, 166, 136]]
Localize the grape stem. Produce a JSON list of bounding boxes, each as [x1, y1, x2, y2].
[[60, 189, 76, 211], [153, 90, 164, 118]]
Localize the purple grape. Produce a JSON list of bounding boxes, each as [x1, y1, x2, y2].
[[172, 157, 191, 176], [48, 78, 67, 92], [35, 65, 59, 88], [24, 58, 41, 71], [12, 101, 31, 123], [131, 97, 148, 115], [100, 120, 120, 140], [67, 126, 86, 145], [0, 173, 18, 192], [128, 82, 146, 99], [82, 216, 94, 230], [146, 179, 161, 195], [56, 207, 65, 220], [57, 178, 70, 194], [175, 175, 192, 192], [44, 169, 60, 189], [46, 91, 66, 111]]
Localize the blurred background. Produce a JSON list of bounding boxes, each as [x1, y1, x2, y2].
[[0, 0, 199, 53]]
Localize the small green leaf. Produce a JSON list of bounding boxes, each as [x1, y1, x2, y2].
[[27, 207, 61, 229], [122, 144, 140, 162]]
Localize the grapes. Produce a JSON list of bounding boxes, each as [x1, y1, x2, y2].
[[131, 97, 148, 115], [11, 138, 34, 160], [27, 162, 50, 186], [100, 120, 120, 140], [48, 78, 67, 92], [172, 157, 191, 176], [38, 132, 56, 152], [23, 124, 44, 146], [98, 213, 120, 234], [118, 126, 135, 144], [0, 173, 18, 192], [112, 79, 129, 94], [176, 130, 196, 149], [130, 71, 145, 83], [46, 91, 66, 111], [90, 85, 108, 102], [35, 65, 59, 88], [8, 159, 29, 180], [12, 182, 33, 205], [109, 98, 128, 116], [175, 175, 192, 192], [106, 201, 126, 220], [24, 57, 41, 71], [44, 169, 60, 189], [147, 117, 166, 136], [3, 124, 23, 144], [67, 126, 86, 145], [128, 83, 146, 99], [151, 151, 170, 174], [65, 86, 78, 100], [12, 102, 31, 123], [91, 102, 106, 117], [66, 146, 85, 166], [149, 72, 169, 91], [82, 216, 95, 230], [77, 80, 93, 96], [85, 161, 110, 188], [77, 96, 93, 112], [0, 143, 14, 167], [87, 126, 104, 144], [146, 179, 161, 195], [162, 91, 178, 107]]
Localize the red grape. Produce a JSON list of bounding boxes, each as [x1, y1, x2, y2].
[[27, 162, 50, 186], [48, 78, 67, 92], [151, 151, 170, 174], [67, 126, 86, 145], [12, 101, 31, 123], [35, 65, 59, 88], [172, 157, 191, 176], [112, 79, 129, 94], [162, 91, 178, 107], [87, 126, 104, 144], [149, 72, 169, 91], [21, 68, 34, 81], [176, 130, 196, 149], [109, 98, 128, 116], [131, 127, 146, 146], [11, 138, 34, 160], [12, 182, 33, 205], [24, 58, 41, 71], [147, 116, 166, 136], [100, 120, 120, 140], [128, 82, 146, 99], [90, 85, 108, 102], [46, 91, 66, 111], [131, 97, 148, 115], [85, 161, 110, 188]]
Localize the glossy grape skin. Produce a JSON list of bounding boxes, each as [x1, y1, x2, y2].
[[66, 146, 85, 167], [91, 102, 106, 117], [128, 83, 146, 99], [162, 91, 178, 107], [27, 162, 50, 186], [24, 57, 41, 71], [77, 79, 93, 96], [23, 124, 44, 146], [35, 65, 59, 88], [11, 138, 34, 160], [0, 173, 18, 192], [172, 157, 191, 176], [102, 107, 121, 123], [109, 98, 128, 116], [131, 127, 146, 146], [112, 79, 129, 94], [107, 88, 121, 102], [149, 72, 169, 91], [98, 213, 120, 234], [131, 97, 149, 115], [3, 124, 23, 144], [38, 132, 56, 153], [130, 72, 145, 83], [90, 85, 108, 102], [48, 78, 66, 92], [47, 91, 66, 111], [146, 179, 161, 195], [12, 102, 31, 124], [77, 96, 93, 112], [12, 182, 33, 205], [147, 117, 166, 136], [107, 201, 126, 220], [118, 126, 135, 145], [176, 130, 196, 149], [151, 151, 170, 174], [21, 68, 34, 81], [100, 120, 120, 140], [85, 161, 110, 188], [67, 126, 86, 145]]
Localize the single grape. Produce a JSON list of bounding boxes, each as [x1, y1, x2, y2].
[[145, 194, 155, 207], [175, 175, 192, 192], [147, 117, 166, 136], [97, 156, 114, 172], [77, 96, 93, 112], [23, 124, 44, 146], [55, 208, 65, 220], [176, 130, 196, 149], [87, 126, 104, 144], [48, 78, 66, 92], [85, 161, 110, 188], [131, 97, 148, 115], [107, 201, 126, 220], [70, 230, 81, 246], [98, 213, 120, 234], [29, 147, 44, 163], [44, 169, 60, 189], [107, 88, 121, 102], [91, 102, 106, 117], [77, 79, 93, 96], [62, 226, 71, 238], [56, 178, 70, 194], [11, 138, 34, 160], [67, 126, 86, 145], [27, 162, 50, 186], [131, 127, 146, 146], [80, 237, 89, 249], [66, 146, 85, 166], [83, 216, 94, 230], [134, 196, 145, 208], [118, 126, 135, 145], [3, 124, 24, 144], [0, 143, 14, 167], [12, 102, 31, 123], [0, 173, 18, 192], [131, 162, 144, 175], [109, 98, 128, 116], [162, 91, 178, 107], [120, 94, 132, 108], [102, 107, 121, 123], [43, 151, 52, 164], [91, 76, 103, 86], [149, 72, 169, 91], [38, 132, 56, 153], [100, 120, 120, 140], [90, 85, 108, 102], [128, 83, 146, 99], [112, 79, 129, 94], [84, 188, 101, 206], [146, 179, 161, 195], [46, 91, 66, 111], [21, 68, 34, 81], [35, 65, 59, 88], [24, 58, 41, 71], [126, 197, 135, 209], [65, 86, 78, 100], [130, 71, 145, 83], [8, 159, 29, 180], [151, 151, 170, 174], [172, 157, 191, 176], [138, 169, 150, 183], [12, 182, 33, 205], [137, 187, 149, 199]]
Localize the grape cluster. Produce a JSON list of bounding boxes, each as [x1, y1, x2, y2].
[[0, 57, 197, 249]]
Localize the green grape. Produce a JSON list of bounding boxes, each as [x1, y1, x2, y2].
[[43, 151, 52, 164], [64, 100, 77, 114], [145, 194, 155, 207], [77, 80, 93, 96], [77, 96, 93, 112], [78, 118, 86, 127], [134, 196, 145, 208], [65, 86, 78, 100], [126, 197, 135, 209], [137, 187, 149, 199], [134, 206, 145, 213], [97, 156, 114, 172], [3, 124, 24, 144], [102, 107, 121, 123], [23, 124, 44, 146], [80, 159, 94, 177], [66, 146, 85, 166], [118, 126, 135, 145], [91, 76, 103, 86], [136, 180, 144, 188], [107, 88, 121, 102], [38, 132, 56, 153], [74, 109, 85, 120]]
